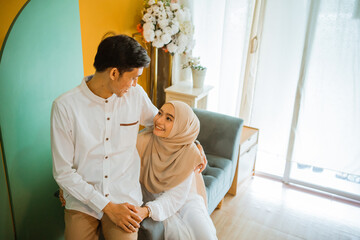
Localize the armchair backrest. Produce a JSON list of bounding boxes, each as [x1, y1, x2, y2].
[[193, 108, 243, 162]]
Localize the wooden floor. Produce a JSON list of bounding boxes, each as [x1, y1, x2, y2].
[[210, 175, 360, 240]]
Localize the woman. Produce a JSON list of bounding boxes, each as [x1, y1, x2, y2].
[[135, 101, 217, 240]]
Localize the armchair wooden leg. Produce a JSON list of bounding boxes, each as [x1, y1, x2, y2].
[[216, 198, 224, 209]]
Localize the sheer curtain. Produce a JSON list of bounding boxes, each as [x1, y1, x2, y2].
[[190, 0, 255, 116], [291, 0, 360, 175], [249, 0, 310, 176]]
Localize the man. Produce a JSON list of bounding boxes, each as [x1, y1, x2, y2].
[[51, 35, 157, 240]]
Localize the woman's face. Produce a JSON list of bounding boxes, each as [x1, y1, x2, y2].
[[153, 103, 175, 138]]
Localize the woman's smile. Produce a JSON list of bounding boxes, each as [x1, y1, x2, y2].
[[155, 125, 165, 131]]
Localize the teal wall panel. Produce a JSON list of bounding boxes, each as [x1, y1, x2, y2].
[[0, 0, 84, 239]]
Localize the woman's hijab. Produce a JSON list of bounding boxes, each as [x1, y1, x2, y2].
[[137, 101, 204, 195]]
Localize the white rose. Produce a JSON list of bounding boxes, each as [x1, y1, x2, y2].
[[154, 29, 162, 37], [152, 5, 160, 13], [154, 10, 161, 17], [166, 42, 178, 53], [143, 13, 154, 23], [172, 19, 179, 26], [166, 10, 174, 19], [178, 33, 188, 47], [161, 33, 172, 44], [143, 22, 154, 31], [152, 38, 165, 48], [177, 46, 186, 54], [163, 26, 172, 35], [143, 29, 155, 42], [171, 24, 179, 34], [163, 10, 170, 17], [158, 12, 166, 20], [170, 3, 180, 11], [180, 21, 193, 35], [175, 9, 185, 22], [158, 19, 169, 29]]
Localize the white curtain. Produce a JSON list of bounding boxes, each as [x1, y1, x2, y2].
[[292, 0, 360, 175], [249, 0, 310, 176], [190, 0, 254, 116]]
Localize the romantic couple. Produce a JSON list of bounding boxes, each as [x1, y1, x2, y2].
[[51, 34, 217, 240]]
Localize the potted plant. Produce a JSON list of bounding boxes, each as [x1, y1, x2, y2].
[[182, 56, 207, 88]]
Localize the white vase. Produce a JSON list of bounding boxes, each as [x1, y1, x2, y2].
[[191, 68, 206, 88]]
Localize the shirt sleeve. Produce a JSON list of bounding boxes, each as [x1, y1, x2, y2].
[[51, 101, 110, 213], [138, 85, 158, 127], [145, 172, 194, 221]]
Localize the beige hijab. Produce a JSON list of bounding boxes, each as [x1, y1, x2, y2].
[[137, 101, 207, 205]]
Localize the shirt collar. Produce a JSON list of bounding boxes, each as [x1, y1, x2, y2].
[[80, 75, 117, 104]]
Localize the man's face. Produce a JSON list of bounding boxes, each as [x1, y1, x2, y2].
[[153, 103, 175, 138], [111, 68, 143, 97]]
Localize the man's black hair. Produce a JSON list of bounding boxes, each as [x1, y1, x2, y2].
[[93, 34, 150, 75]]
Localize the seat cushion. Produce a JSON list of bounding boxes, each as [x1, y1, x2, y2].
[[202, 154, 233, 213], [138, 217, 164, 240]]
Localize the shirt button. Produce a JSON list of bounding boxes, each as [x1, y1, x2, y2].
[[105, 194, 109, 197], [105, 156, 108, 159], [105, 100, 108, 103], [105, 175, 108, 178], [106, 138, 109, 141], [107, 117, 110, 120]]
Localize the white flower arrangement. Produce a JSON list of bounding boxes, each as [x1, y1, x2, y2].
[[182, 56, 206, 71], [137, 0, 195, 54]]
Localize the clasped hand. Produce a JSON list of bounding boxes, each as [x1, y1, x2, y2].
[[103, 202, 144, 233], [58, 189, 148, 233]]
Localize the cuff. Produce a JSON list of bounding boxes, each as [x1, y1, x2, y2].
[[87, 192, 110, 213], [145, 201, 163, 221]]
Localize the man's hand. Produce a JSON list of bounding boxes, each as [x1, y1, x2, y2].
[[103, 202, 142, 233], [195, 142, 207, 173]]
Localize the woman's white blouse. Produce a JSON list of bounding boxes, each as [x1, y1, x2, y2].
[[145, 172, 195, 221]]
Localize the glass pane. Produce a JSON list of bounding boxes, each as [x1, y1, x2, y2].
[[291, 162, 360, 197]]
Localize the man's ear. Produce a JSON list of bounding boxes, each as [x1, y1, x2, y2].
[[109, 68, 118, 81]]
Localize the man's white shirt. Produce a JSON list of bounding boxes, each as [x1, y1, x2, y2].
[[51, 76, 157, 219]]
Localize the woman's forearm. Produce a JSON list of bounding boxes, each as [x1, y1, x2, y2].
[[145, 172, 194, 221]]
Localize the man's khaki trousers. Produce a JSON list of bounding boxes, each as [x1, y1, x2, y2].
[[64, 209, 138, 240]]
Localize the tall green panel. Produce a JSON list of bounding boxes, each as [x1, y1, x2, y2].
[[0, 0, 84, 239]]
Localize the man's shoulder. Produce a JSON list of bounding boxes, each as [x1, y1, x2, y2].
[[132, 84, 146, 94], [53, 84, 82, 105], [130, 84, 150, 100]]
